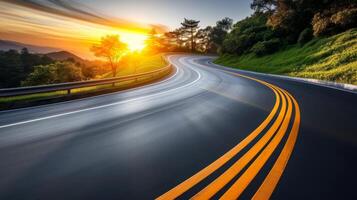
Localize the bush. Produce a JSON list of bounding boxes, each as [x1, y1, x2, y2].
[[331, 8, 357, 29], [22, 61, 83, 86], [221, 37, 238, 54], [298, 28, 313, 45], [312, 8, 357, 37], [312, 13, 332, 36], [0, 49, 54, 88], [221, 13, 274, 55], [251, 39, 281, 56]]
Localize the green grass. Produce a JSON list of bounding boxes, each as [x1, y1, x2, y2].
[[0, 54, 169, 107], [215, 29, 357, 85], [104, 53, 167, 77]]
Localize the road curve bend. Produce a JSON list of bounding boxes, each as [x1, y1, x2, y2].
[[0, 55, 356, 200]]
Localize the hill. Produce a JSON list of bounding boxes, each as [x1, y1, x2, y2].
[[45, 51, 85, 63], [0, 40, 62, 54], [215, 29, 357, 85]]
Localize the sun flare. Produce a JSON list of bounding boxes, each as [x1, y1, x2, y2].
[[0, 1, 153, 58], [120, 32, 148, 52]]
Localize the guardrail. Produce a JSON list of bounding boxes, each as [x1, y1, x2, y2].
[[0, 64, 173, 98]]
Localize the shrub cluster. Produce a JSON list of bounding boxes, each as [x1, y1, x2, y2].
[[298, 28, 313, 45], [22, 62, 84, 86], [251, 39, 281, 56], [221, 1, 356, 57], [312, 8, 357, 36]]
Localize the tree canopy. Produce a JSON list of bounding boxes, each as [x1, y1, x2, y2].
[[0, 48, 53, 88], [181, 18, 200, 52], [91, 35, 128, 77], [22, 61, 84, 86]]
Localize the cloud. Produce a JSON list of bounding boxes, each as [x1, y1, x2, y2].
[[0, 0, 168, 33]]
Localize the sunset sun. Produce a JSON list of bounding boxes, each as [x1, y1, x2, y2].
[[0, 0, 356, 200], [120, 32, 148, 52]]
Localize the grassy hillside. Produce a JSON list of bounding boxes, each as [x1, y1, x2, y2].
[[104, 53, 167, 78], [215, 29, 357, 85], [0, 53, 169, 109]]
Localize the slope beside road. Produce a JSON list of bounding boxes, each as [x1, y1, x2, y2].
[[0, 55, 356, 199]]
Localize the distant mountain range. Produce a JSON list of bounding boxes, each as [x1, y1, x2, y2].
[[45, 51, 85, 63], [0, 39, 87, 63], [0, 39, 62, 54]]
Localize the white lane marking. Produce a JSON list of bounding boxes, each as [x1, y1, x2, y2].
[[0, 55, 180, 114], [0, 56, 202, 129], [208, 61, 357, 94]]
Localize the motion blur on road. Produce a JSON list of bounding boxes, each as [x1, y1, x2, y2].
[[0, 55, 356, 199]]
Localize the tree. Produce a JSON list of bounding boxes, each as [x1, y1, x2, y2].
[[20, 48, 32, 73], [144, 28, 166, 53], [210, 18, 233, 51], [312, 7, 357, 36], [0, 49, 55, 88], [181, 18, 200, 52], [251, 0, 357, 42], [164, 28, 186, 51], [0, 50, 22, 88], [90, 35, 128, 77], [221, 13, 277, 55], [196, 26, 213, 53], [22, 62, 83, 86], [216, 17, 234, 31], [251, 0, 276, 14]]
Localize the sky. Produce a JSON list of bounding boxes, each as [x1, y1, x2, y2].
[[78, 0, 253, 29], [0, 0, 253, 59]]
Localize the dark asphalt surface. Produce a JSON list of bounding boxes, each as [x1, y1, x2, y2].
[[0, 55, 356, 200]]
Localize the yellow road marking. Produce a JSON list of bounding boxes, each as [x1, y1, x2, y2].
[[156, 80, 281, 200], [252, 91, 301, 200], [220, 88, 293, 200], [157, 70, 301, 200], [192, 88, 288, 199]]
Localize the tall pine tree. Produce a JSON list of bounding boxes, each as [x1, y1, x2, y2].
[[181, 18, 200, 52]]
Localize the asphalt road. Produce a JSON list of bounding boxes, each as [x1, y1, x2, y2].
[[0, 55, 356, 200]]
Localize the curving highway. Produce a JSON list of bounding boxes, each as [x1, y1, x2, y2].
[[0, 55, 356, 199]]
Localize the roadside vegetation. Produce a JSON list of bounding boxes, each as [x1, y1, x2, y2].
[[214, 0, 357, 84], [0, 35, 168, 90], [0, 36, 168, 109], [1, 0, 355, 93], [139, 0, 356, 84], [0, 52, 168, 109], [0, 48, 105, 88], [215, 29, 357, 84], [103, 53, 167, 77]]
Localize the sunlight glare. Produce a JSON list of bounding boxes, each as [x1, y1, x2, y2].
[[120, 32, 147, 52]]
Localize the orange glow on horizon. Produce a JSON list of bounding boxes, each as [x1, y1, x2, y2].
[[0, 1, 153, 59]]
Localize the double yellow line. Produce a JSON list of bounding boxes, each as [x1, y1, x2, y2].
[[157, 71, 301, 200]]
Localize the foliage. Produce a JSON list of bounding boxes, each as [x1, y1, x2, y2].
[[298, 28, 313, 45], [144, 29, 168, 53], [67, 58, 96, 80], [148, 17, 232, 53], [180, 18, 200, 52], [251, 38, 280, 56], [312, 8, 357, 36], [211, 18, 233, 45], [164, 28, 187, 52], [218, 0, 356, 59], [251, 0, 357, 42], [0, 48, 54, 88], [221, 13, 278, 55], [102, 53, 166, 78], [22, 61, 84, 86], [196, 26, 214, 53], [91, 35, 128, 77], [250, 0, 275, 13], [215, 28, 357, 84]]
